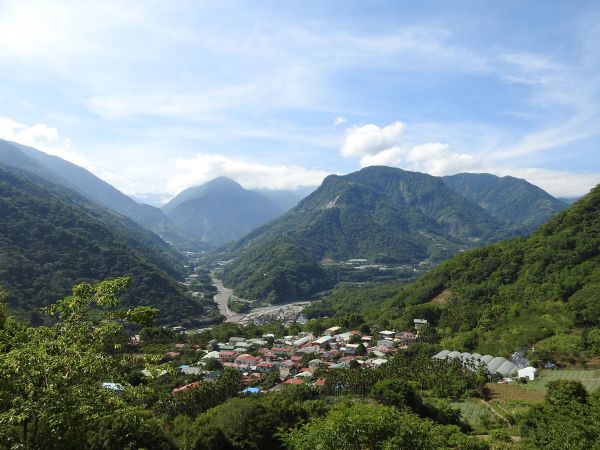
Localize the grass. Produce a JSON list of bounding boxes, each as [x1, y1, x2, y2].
[[488, 383, 545, 403], [522, 368, 600, 393], [450, 398, 504, 433]]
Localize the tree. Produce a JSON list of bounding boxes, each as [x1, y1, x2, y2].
[[203, 358, 223, 371], [0, 277, 170, 449], [521, 380, 600, 449], [282, 402, 487, 450], [369, 379, 422, 411]]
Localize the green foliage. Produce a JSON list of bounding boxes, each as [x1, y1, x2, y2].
[[322, 354, 487, 400], [153, 368, 243, 419], [227, 296, 251, 313], [442, 172, 566, 230], [0, 278, 174, 449], [0, 166, 216, 326], [220, 166, 534, 303], [140, 326, 178, 344], [536, 333, 584, 354], [282, 402, 488, 450], [571, 282, 600, 326], [83, 409, 175, 450], [222, 237, 330, 303], [521, 380, 600, 449], [320, 184, 600, 355], [369, 378, 422, 411], [170, 390, 329, 450], [203, 358, 223, 371]]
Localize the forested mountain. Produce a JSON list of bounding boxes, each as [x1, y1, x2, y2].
[[443, 173, 567, 230], [0, 139, 201, 249], [0, 165, 216, 326], [220, 166, 540, 303], [309, 183, 600, 355], [162, 177, 284, 247]]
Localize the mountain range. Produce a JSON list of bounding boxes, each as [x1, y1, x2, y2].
[[310, 181, 600, 355], [220, 166, 567, 303], [0, 140, 573, 323], [0, 139, 299, 249], [0, 164, 218, 326]]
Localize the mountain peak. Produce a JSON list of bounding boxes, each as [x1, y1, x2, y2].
[[202, 176, 243, 190]]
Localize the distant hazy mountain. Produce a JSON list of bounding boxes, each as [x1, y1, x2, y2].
[[252, 187, 315, 211], [162, 177, 285, 247], [0, 139, 204, 250], [443, 173, 567, 230], [558, 196, 582, 205], [131, 192, 172, 207], [0, 164, 216, 326]]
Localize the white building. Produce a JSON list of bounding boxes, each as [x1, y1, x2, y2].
[[518, 367, 537, 381]]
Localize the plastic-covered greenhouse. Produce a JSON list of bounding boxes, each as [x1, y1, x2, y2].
[[432, 350, 518, 376]]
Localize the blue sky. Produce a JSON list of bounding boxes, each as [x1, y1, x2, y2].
[[0, 0, 599, 201]]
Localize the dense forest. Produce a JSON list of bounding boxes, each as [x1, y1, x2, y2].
[[306, 183, 600, 356], [220, 166, 564, 304], [0, 166, 218, 326], [2, 279, 599, 449]]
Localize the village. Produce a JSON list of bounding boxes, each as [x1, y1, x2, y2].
[[145, 319, 428, 395]]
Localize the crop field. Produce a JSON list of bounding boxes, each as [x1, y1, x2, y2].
[[488, 383, 545, 403], [451, 398, 503, 432], [486, 369, 600, 404], [523, 369, 600, 393]]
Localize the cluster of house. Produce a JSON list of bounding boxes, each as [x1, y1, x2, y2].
[[166, 324, 424, 393], [239, 304, 308, 326]]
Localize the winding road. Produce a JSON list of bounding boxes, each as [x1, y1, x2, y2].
[[211, 275, 312, 324]]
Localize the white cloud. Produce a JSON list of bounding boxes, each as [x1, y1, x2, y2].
[[360, 147, 406, 167], [488, 167, 600, 198], [341, 122, 405, 157], [333, 117, 347, 126], [167, 153, 330, 195], [340, 120, 599, 197], [358, 140, 477, 175], [0, 116, 92, 169]]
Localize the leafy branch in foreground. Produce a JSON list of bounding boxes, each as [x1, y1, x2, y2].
[[0, 277, 173, 450]]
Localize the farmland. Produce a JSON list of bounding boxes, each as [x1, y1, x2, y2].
[[522, 369, 600, 393]]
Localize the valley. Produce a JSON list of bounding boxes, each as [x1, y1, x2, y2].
[[211, 274, 310, 326], [2, 4, 599, 448], [0, 141, 597, 450]]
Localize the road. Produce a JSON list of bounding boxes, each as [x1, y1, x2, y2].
[[211, 276, 311, 324]]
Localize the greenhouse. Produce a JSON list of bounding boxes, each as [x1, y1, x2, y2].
[[432, 349, 518, 376]]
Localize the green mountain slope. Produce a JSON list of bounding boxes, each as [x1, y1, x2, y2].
[[317, 184, 600, 355], [220, 166, 528, 303], [163, 177, 284, 247], [443, 173, 567, 229], [0, 165, 216, 326], [0, 139, 202, 250]]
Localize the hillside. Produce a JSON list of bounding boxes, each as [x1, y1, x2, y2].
[[443, 172, 567, 230], [309, 183, 600, 356], [0, 165, 217, 326], [0, 139, 202, 250], [220, 166, 535, 303], [163, 177, 284, 247]]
